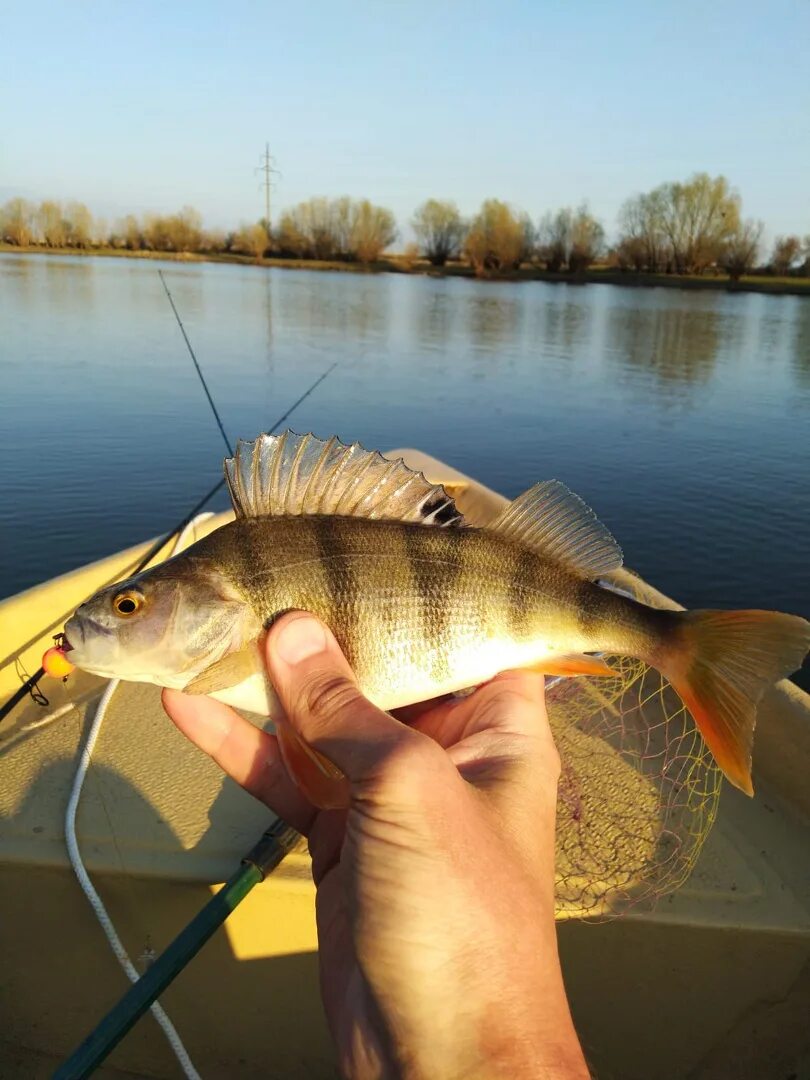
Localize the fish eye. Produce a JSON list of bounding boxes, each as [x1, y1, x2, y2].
[[112, 589, 144, 617]]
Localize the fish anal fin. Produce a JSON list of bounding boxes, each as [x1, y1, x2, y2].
[[488, 480, 622, 579], [530, 653, 618, 678], [224, 431, 464, 527], [184, 644, 262, 695]]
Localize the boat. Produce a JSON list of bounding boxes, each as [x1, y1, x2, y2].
[[1, 449, 808, 1079]]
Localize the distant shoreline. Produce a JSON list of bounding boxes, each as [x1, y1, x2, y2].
[[3, 243, 809, 297]]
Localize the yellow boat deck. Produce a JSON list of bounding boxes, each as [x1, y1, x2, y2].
[[1, 452, 808, 1079]]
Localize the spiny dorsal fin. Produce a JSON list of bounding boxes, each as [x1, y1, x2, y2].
[[224, 431, 464, 526], [488, 480, 622, 579]]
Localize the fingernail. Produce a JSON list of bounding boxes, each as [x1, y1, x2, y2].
[[275, 615, 329, 666]]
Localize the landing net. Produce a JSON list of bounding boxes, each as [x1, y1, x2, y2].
[[548, 580, 721, 919]]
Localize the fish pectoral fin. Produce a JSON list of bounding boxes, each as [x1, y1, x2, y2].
[[529, 653, 618, 677], [224, 430, 464, 526], [184, 643, 263, 695]]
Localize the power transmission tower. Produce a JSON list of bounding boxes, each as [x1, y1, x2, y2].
[[256, 144, 280, 234]]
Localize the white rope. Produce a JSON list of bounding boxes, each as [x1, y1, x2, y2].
[[22, 700, 76, 731], [65, 512, 215, 1078]]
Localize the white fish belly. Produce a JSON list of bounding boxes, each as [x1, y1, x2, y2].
[[208, 636, 555, 719]]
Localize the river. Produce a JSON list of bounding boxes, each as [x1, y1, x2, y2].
[[2, 253, 808, 682]]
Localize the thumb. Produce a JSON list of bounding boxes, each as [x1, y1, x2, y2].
[[265, 611, 424, 786]]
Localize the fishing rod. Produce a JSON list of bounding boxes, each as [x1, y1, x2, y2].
[[55, 819, 301, 1079], [0, 273, 338, 724]]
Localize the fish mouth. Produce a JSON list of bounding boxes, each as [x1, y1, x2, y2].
[[62, 612, 113, 667], [63, 615, 84, 650]]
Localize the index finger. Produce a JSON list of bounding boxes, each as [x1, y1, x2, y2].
[[162, 689, 317, 836]]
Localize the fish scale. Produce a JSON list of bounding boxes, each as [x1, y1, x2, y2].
[[196, 514, 659, 708]]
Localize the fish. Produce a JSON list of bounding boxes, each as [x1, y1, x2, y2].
[[61, 431, 810, 807]]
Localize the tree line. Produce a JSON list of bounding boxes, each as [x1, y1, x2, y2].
[[1, 173, 809, 279]]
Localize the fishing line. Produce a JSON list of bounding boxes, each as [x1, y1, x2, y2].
[[158, 269, 233, 456], [1, 300, 338, 723]]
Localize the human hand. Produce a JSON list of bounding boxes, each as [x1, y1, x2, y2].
[[163, 613, 588, 1080]]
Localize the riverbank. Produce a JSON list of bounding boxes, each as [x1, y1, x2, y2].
[[3, 243, 809, 296]]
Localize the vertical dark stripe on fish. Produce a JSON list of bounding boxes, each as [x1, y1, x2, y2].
[[312, 517, 360, 671], [404, 524, 464, 685], [508, 547, 537, 639], [575, 577, 603, 644]]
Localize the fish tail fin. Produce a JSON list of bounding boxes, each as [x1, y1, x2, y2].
[[659, 609, 810, 796]]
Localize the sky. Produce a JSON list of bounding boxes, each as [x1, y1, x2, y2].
[[2, 1, 808, 245]]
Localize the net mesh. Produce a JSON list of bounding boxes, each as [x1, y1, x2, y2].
[[548, 580, 722, 920]]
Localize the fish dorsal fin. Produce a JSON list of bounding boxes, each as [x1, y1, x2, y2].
[[224, 431, 464, 526], [489, 480, 623, 579]]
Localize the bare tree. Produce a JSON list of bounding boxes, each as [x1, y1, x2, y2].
[[614, 235, 646, 271], [121, 214, 143, 250], [277, 197, 342, 260], [350, 200, 397, 262], [658, 173, 740, 274], [769, 235, 801, 276], [37, 200, 67, 247], [618, 175, 739, 274], [719, 219, 763, 280], [535, 205, 604, 272], [568, 205, 604, 272], [276, 197, 396, 262], [92, 216, 108, 247], [465, 200, 529, 274], [172, 206, 203, 253], [232, 222, 269, 260], [412, 199, 465, 266], [536, 208, 570, 271], [141, 207, 202, 253], [617, 190, 669, 272], [65, 201, 94, 248], [142, 214, 166, 251], [201, 228, 227, 253], [0, 198, 35, 246]]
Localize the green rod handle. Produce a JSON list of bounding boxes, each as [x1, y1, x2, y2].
[[55, 819, 299, 1079]]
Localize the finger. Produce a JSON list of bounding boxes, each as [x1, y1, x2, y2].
[[162, 688, 316, 835], [406, 671, 550, 751], [265, 612, 430, 785], [390, 693, 453, 727], [450, 670, 550, 741]]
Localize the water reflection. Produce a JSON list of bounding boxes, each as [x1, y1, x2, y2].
[[261, 273, 274, 370], [40, 255, 96, 313], [275, 273, 390, 343], [539, 297, 593, 358], [791, 299, 810, 390], [466, 292, 524, 351], [416, 289, 455, 350], [608, 302, 719, 393]]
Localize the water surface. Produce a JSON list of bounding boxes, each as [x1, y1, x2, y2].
[[2, 254, 808, 684]]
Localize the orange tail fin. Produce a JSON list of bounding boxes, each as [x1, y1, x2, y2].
[[661, 609, 810, 796]]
